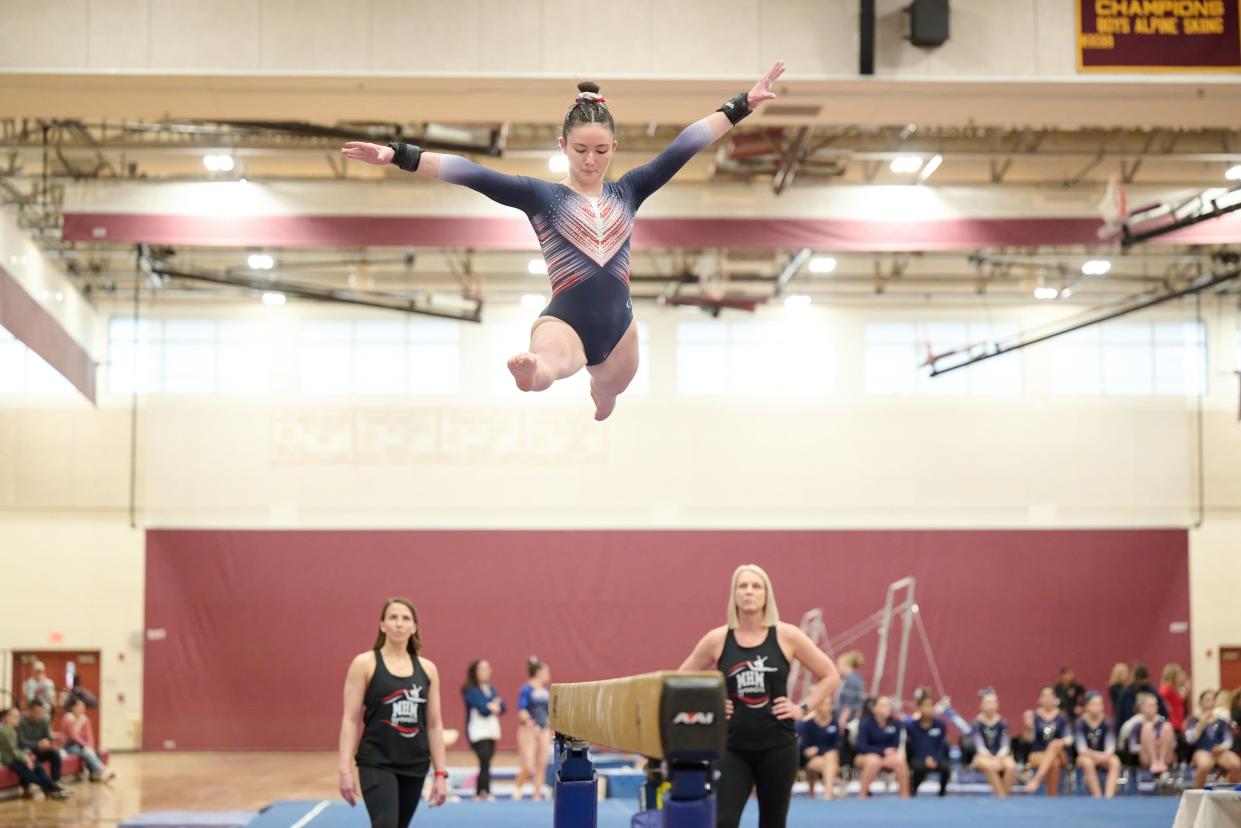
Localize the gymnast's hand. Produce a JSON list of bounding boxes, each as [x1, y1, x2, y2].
[[746, 60, 786, 110], [341, 142, 395, 166], [339, 768, 361, 806], [429, 776, 449, 807], [724, 699, 734, 719], [772, 697, 803, 721]]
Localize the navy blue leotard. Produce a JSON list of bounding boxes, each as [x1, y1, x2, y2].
[[434, 119, 716, 365]]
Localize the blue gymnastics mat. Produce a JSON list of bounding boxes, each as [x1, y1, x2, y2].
[[242, 795, 1180, 828]]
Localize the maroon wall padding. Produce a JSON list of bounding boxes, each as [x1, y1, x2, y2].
[[143, 529, 1189, 752], [0, 266, 96, 402]]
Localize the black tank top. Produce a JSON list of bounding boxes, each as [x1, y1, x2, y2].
[[355, 648, 431, 776], [717, 626, 796, 751]]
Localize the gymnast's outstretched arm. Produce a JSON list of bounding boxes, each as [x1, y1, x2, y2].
[[339, 142, 538, 213], [620, 60, 786, 209]]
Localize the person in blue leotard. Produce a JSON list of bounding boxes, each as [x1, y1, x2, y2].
[[1074, 691, 1120, 798], [1186, 689, 1241, 788], [1024, 685, 1072, 796], [797, 697, 841, 799], [342, 62, 786, 420], [966, 688, 1017, 797], [513, 658, 551, 801]]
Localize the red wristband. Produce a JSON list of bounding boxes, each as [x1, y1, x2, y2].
[[434, 770, 449, 779]]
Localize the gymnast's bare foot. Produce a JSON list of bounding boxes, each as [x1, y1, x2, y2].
[[508, 353, 540, 392], [590, 383, 617, 422]]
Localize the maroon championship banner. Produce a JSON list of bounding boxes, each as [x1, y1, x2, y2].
[[1078, 0, 1241, 71]]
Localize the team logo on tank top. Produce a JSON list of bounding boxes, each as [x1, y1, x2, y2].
[[727, 655, 779, 709], [379, 685, 425, 738]]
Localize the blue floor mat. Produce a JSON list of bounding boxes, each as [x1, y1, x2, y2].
[[244, 795, 1181, 828]]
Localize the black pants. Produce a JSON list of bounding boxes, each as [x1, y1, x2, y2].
[[6, 761, 58, 793], [909, 757, 950, 797], [32, 749, 61, 782], [358, 766, 424, 828], [470, 739, 496, 795], [716, 743, 799, 828]]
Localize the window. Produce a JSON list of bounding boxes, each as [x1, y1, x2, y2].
[[864, 321, 1021, 396], [0, 327, 75, 396], [110, 317, 276, 395], [108, 318, 164, 394], [1053, 321, 1205, 396], [301, 319, 460, 396], [676, 320, 832, 396]]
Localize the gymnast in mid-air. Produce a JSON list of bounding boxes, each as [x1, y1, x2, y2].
[[342, 61, 786, 420]]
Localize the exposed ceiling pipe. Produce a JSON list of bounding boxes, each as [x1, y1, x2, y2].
[[927, 264, 1241, 377]]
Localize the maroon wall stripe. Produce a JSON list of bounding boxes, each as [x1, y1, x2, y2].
[[63, 211, 1241, 250], [0, 265, 96, 402]]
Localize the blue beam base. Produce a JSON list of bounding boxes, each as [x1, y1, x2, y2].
[[553, 738, 598, 828], [664, 796, 716, 828]]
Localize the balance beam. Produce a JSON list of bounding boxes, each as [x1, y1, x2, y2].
[[549, 670, 726, 761]]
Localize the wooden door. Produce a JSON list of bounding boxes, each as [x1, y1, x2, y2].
[[11, 651, 102, 743], [1221, 647, 1241, 692]]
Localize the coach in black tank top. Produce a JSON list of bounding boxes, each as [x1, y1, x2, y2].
[[680, 565, 841, 828], [339, 597, 450, 828]]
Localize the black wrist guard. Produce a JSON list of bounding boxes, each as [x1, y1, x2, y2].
[[388, 141, 423, 172], [717, 92, 752, 125]]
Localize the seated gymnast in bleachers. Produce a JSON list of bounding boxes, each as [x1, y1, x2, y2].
[[1119, 692, 1177, 778], [1186, 689, 1241, 788], [903, 688, 951, 797], [796, 697, 841, 799], [1023, 686, 1072, 796], [966, 689, 1017, 798], [1074, 691, 1120, 797], [853, 695, 910, 799]]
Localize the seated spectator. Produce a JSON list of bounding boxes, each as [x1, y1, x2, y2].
[[1055, 667, 1086, 722], [796, 697, 841, 799], [17, 700, 60, 787], [1120, 692, 1177, 776], [1186, 690, 1241, 788], [1024, 686, 1072, 796], [853, 695, 910, 799], [461, 659, 504, 802], [1115, 664, 1168, 731], [835, 651, 866, 728], [1074, 691, 1121, 798], [22, 663, 56, 709], [60, 698, 112, 782], [903, 688, 950, 797], [968, 689, 1016, 798], [1, 707, 69, 800]]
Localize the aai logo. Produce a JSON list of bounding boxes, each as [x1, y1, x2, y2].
[[673, 712, 715, 725]]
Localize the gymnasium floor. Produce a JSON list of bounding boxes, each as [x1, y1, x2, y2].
[[0, 752, 1184, 828]]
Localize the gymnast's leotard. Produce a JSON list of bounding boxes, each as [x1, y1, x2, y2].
[[434, 119, 716, 365]]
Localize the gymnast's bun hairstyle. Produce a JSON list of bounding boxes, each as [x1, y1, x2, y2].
[[563, 81, 615, 139], [527, 655, 545, 678]]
